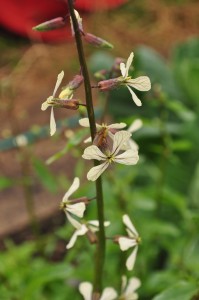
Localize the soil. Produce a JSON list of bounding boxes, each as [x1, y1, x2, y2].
[[0, 0, 198, 240]]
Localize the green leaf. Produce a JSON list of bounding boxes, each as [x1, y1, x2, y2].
[[153, 281, 198, 300]]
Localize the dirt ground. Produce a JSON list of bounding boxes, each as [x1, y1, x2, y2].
[[0, 0, 198, 239]]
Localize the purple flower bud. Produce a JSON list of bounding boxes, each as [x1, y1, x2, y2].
[[68, 75, 84, 90], [112, 57, 125, 73], [32, 17, 66, 32], [97, 78, 121, 91], [83, 33, 113, 49]]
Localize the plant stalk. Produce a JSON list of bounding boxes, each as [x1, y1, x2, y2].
[[67, 0, 106, 293]]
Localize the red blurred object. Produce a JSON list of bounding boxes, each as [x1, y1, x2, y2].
[[0, 0, 127, 42]]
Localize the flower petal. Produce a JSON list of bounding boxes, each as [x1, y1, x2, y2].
[[79, 118, 90, 127], [82, 145, 106, 160], [87, 161, 109, 181], [125, 52, 134, 77], [50, 107, 56, 136], [66, 224, 88, 249], [66, 202, 86, 218], [118, 237, 137, 251], [114, 149, 139, 165], [125, 277, 141, 295], [79, 282, 93, 300], [112, 131, 131, 156], [126, 86, 142, 106], [108, 122, 127, 129], [126, 246, 138, 271], [53, 71, 64, 97], [88, 220, 110, 232], [62, 177, 80, 201], [128, 119, 143, 133], [100, 287, 118, 300], [84, 136, 92, 143], [127, 76, 151, 91], [123, 214, 138, 236], [121, 275, 128, 293], [66, 212, 82, 229], [41, 96, 53, 111], [126, 139, 139, 151], [120, 62, 126, 77]]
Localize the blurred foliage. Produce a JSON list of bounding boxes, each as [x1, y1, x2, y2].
[[1, 37, 199, 299]]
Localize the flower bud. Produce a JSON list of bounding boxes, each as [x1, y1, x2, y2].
[[68, 75, 84, 90], [83, 33, 113, 49], [59, 75, 84, 99], [97, 78, 121, 91], [52, 99, 80, 110], [87, 230, 98, 244], [32, 17, 66, 31], [112, 57, 125, 74]]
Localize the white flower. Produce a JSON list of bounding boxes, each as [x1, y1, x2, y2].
[[120, 52, 151, 106], [82, 131, 139, 181], [61, 177, 85, 229], [66, 220, 110, 249], [41, 71, 65, 136], [120, 275, 141, 300], [79, 117, 126, 143], [118, 215, 140, 271], [41, 71, 74, 136], [79, 282, 117, 300]]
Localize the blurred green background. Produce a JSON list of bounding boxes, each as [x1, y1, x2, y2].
[[0, 0, 199, 299]]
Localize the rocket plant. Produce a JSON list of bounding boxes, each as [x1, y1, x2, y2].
[[34, 1, 151, 299]]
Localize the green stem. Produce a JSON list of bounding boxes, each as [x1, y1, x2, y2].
[[67, 0, 105, 294]]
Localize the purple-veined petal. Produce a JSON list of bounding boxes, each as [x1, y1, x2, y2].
[[127, 76, 151, 91], [66, 202, 86, 218], [66, 212, 82, 229], [87, 161, 109, 181], [123, 214, 138, 236], [100, 287, 118, 300], [114, 149, 139, 165], [128, 119, 143, 133], [53, 71, 64, 97], [112, 131, 131, 156], [79, 282, 93, 300], [126, 246, 138, 271], [66, 224, 88, 249], [125, 52, 134, 77], [126, 86, 142, 107], [82, 145, 106, 160], [118, 237, 137, 251], [50, 107, 56, 136], [62, 177, 80, 201]]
